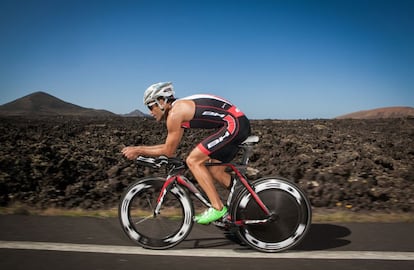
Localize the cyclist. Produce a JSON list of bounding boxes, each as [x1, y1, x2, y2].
[[122, 82, 251, 224]]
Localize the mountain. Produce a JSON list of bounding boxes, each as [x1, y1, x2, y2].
[[336, 106, 414, 119], [0, 91, 115, 117], [122, 109, 148, 117]]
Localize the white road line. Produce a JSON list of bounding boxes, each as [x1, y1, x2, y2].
[[0, 240, 413, 261]]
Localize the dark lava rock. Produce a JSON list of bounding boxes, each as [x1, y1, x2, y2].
[[0, 116, 413, 212]]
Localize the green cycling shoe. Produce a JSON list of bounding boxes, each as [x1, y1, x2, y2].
[[194, 206, 228, 225]]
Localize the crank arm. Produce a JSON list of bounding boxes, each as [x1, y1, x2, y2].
[[243, 218, 271, 225], [233, 215, 275, 226]]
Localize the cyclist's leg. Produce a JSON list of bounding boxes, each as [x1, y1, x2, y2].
[[203, 125, 250, 190], [207, 160, 232, 189], [186, 148, 224, 211], [187, 116, 249, 220]]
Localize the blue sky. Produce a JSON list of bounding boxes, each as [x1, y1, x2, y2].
[[1, 0, 413, 119]]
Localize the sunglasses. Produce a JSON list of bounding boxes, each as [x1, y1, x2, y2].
[[147, 101, 157, 111]]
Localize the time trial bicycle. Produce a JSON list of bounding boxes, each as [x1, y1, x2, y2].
[[119, 135, 312, 252]]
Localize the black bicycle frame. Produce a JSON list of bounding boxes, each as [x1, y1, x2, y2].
[[154, 162, 272, 225]]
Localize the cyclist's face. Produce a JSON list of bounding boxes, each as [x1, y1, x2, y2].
[[148, 101, 165, 121]]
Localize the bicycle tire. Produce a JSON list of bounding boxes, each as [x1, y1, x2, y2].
[[230, 177, 312, 252], [118, 177, 194, 249]]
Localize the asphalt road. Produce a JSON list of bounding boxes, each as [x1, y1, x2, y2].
[[0, 215, 413, 270]]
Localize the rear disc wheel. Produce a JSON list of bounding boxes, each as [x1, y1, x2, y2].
[[231, 177, 311, 252]]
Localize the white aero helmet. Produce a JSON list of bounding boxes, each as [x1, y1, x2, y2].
[[143, 82, 175, 106]]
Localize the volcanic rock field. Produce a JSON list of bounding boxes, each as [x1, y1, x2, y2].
[[0, 116, 413, 213]]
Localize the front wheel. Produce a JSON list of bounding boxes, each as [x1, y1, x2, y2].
[[230, 177, 312, 252], [118, 177, 194, 249]]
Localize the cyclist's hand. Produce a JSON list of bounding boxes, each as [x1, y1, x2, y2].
[[121, 146, 141, 160]]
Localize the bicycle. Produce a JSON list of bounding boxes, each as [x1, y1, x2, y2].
[[118, 135, 312, 252]]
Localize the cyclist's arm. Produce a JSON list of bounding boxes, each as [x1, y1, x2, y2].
[[121, 126, 183, 159], [122, 100, 194, 159]]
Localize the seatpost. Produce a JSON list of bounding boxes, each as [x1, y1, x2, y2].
[[240, 145, 254, 165]]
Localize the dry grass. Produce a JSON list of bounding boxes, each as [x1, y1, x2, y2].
[[1, 203, 413, 223], [0, 204, 118, 218], [311, 208, 414, 223]]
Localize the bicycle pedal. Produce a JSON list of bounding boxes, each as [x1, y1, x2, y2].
[[212, 221, 226, 228], [212, 213, 231, 229]]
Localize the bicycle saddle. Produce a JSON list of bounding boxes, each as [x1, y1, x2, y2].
[[241, 135, 259, 145]]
